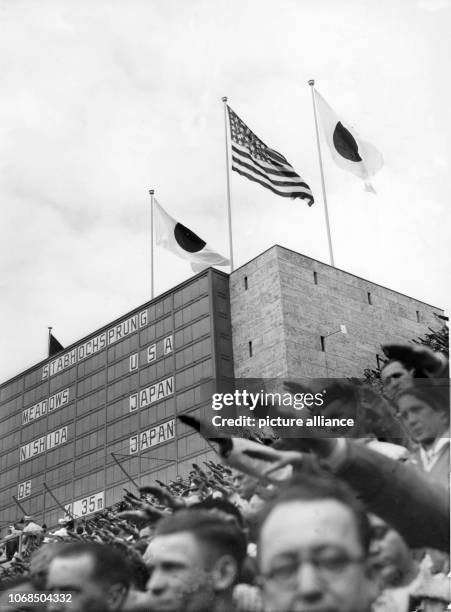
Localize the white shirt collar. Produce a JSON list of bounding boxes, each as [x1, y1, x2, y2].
[[419, 429, 450, 471]]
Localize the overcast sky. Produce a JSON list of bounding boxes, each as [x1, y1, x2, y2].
[[1, 0, 450, 383]]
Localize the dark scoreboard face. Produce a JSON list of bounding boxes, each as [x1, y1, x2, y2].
[[0, 272, 231, 531]]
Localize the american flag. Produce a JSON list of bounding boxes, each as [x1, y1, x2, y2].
[[227, 105, 314, 206]]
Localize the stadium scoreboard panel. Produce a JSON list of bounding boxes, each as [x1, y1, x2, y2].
[[0, 269, 233, 533]]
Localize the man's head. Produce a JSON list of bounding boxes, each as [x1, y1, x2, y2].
[[144, 509, 246, 612], [381, 360, 415, 400], [396, 384, 449, 445], [258, 475, 376, 612], [46, 542, 131, 612], [192, 498, 244, 529], [233, 471, 258, 500], [368, 515, 415, 588]]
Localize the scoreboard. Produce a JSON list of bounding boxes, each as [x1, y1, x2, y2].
[[0, 269, 233, 534]]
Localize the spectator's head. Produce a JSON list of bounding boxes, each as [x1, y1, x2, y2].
[[396, 383, 449, 445], [258, 475, 375, 612], [46, 542, 131, 612], [144, 509, 246, 612], [139, 524, 155, 541], [192, 498, 244, 529], [381, 360, 415, 400], [368, 515, 416, 588], [232, 472, 258, 500]]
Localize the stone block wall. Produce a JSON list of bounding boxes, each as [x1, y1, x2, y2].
[[230, 246, 444, 378]]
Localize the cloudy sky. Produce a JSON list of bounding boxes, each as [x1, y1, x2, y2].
[[1, 0, 449, 382]]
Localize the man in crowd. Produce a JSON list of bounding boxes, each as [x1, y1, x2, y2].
[[21, 517, 43, 553], [369, 515, 419, 590], [380, 343, 448, 402], [45, 542, 131, 612], [396, 383, 449, 487], [230, 473, 267, 520], [258, 475, 377, 612], [144, 509, 247, 612], [4, 526, 21, 562], [381, 360, 415, 401], [369, 515, 449, 612]]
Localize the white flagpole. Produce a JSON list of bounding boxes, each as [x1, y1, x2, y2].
[[308, 79, 335, 267], [222, 96, 234, 271], [149, 189, 155, 299]]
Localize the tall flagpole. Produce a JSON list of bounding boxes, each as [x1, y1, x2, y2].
[[308, 80, 335, 267], [47, 327, 52, 357], [222, 97, 234, 271], [149, 189, 155, 299]]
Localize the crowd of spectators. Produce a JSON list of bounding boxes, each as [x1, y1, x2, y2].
[[0, 341, 449, 612]]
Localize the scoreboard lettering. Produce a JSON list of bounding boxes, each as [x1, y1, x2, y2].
[[147, 344, 156, 362], [148, 334, 173, 364], [42, 308, 149, 379], [19, 426, 68, 462], [18, 480, 31, 499], [129, 419, 175, 454], [22, 388, 70, 425], [129, 375, 174, 411], [163, 335, 173, 355], [65, 491, 104, 519]]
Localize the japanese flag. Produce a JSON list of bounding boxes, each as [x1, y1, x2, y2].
[[154, 199, 229, 273], [315, 89, 383, 192]]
